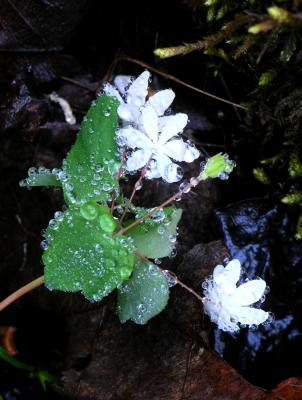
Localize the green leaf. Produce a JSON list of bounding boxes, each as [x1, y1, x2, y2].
[[43, 208, 135, 301], [62, 94, 120, 205], [19, 167, 61, 188], [126, 207, 182, 258], [258, 69, 277, 86], [117, 261, 169, 324]]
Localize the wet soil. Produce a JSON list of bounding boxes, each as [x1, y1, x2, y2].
[[1, 1, 302, 399]]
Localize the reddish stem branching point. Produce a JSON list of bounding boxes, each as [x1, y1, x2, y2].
[[116, 176, 202, 236]]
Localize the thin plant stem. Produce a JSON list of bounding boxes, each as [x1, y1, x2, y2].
[[116, 176, 203, 236], [110, 150, 126, 214], [119, 156, 153, 224], [135, 252, 204, 304], [0, 276, 44, 312]]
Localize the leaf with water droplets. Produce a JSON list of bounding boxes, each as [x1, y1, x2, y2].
[[42, 208, 135, 301], [117, 261, 169, 324], [126, 207, 182, 258], [19, 167, 61, 188], [62, 94, 120, 205]]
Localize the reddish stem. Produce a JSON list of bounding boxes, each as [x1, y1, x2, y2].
[[0, 276, 44, 312], [135, 252, 204, 304], [116, 176, 202, 236], [110, 150, 126, 214], [119, 156, 153, 225]]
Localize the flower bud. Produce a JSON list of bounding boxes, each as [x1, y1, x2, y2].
[[267, 6, 291, 24], [199, 153, 236, 180]]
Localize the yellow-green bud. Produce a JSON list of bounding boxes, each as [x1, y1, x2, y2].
[[253, 168, 271, 185], [281, 193, 302, 205], [248, 24, 263, 34], [199, 153, 236, 180], [154, 47, 181, 59], [267, 6, 290, 24]]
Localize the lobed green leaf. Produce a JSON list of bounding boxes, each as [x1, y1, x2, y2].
[[126, 207, 182, 258], [43, 207, 135, 301], [117, 260, 169, 324], [61, 94, 120, 205]]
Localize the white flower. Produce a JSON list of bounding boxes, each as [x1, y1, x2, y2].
[[105, 71, 200, 183], [203, 259, 269, 333]]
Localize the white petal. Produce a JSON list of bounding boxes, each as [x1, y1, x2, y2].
[[163, 138, 187, 161], [140, 106, 158, 143], [213, 259, 241, 291], [103, 83, 123, 103], [118, 103, 140, 124], [117, 128, 152, 149], [183, 143, 200, 163], [232, 306, 269, 326], [156, 154, 181, 183], [213, 265, 225, 280], [158, 113, 188, 145], [113, 75, 132, 95], [231, 279, 266, 306], [145, 160, 161, 180], [127, 71, 150, 107], [145, 89, 175, 116], [125, 149, 152, 172]]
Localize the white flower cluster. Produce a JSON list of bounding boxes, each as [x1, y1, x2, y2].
[[203, 259, 269, 333], [104, 71, 200, 183]]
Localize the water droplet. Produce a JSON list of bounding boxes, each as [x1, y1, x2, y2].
[[189, 177, 199, 187], [54, 211, 64, 220], [58, 171, 69, 182], [168, 234, 177, 243], [65, 182, 74, 191], [152, 210, 165, 222], [218, 172, 228, 180], [179, 181, 191, 193], [28, 167, 37, 176], [48, 219, 59, 230], [40, 240, 48, 250], [157, 226, 165, 235]]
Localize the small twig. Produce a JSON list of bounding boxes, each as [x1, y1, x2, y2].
[[0, 276, 44, 312], [60, 76, 97, 92], [111, 56, 247, 110]]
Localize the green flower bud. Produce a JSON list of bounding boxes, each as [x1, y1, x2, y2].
[[199, 153, 236, 180]]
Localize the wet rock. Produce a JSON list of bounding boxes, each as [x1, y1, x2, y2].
[[214, 199, 302, 388]]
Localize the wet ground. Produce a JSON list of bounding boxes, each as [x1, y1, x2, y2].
[[1, 1, 302, 399]]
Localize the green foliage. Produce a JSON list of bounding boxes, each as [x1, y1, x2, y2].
[[20, 91, 187, 323], [0, 346, 55, 391], [259, 69, 277, 86], [126, 207, 182, 258], [117, 260, 169, 324], [61, 94, 120, 206], [159, 0, 302, 239], [43, 207, 135, 301], [19, 167, 61, 188]]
